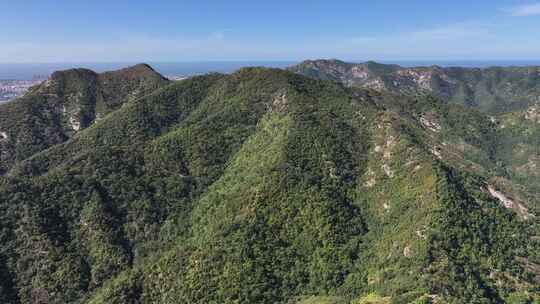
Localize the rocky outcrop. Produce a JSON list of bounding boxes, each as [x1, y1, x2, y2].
[[525, 103, 540, 123], [290, 60, 540, 113], [486, 185, 533, 220], [0, 64, 169, 174]]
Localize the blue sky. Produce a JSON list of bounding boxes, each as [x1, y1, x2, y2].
[[2, 0, 540, 62]]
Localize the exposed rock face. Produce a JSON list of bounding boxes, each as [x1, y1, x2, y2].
[[69, 115, 81, 131], [420, 116, 442, 132], [487, 185, 532, 220], [0, 64, 169, 174], [403, 245, 412, 257], [0, 66, 538, 304], [416, 229, 427, 240], [396, 69, 435, 90], [525, 103, 540, 123], [430, 146, 442, 159], [271, 92, 289, 112], [382, 134, 396, 176], [289, 59, 540, 113], [351, 65, 371, 79]]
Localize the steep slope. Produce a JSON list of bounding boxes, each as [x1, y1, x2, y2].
[[291, 59, 540, 209], [494, 103, 540, 195], [0, 64, 168, 174], [0, 67, 538, 304], [289, 59, 540, 113]]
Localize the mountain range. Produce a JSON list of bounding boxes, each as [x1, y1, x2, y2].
[[0, 61, 538, 304], [289, 59, 540, 113]]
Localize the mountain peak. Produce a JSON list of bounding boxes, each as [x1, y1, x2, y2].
[[48, 68, 98, 82], [0, 64, 170, 173], [132, 62, 154, 70], [125, 63, 158, 74], [0, 65, 538, 303], [300, 58, 348, 66], [102, 63, 166, 80], [290, 59, 540, 113]]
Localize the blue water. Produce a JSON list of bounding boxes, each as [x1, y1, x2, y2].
[[0, 62, 296, 80], [2, 60, 540, 80]]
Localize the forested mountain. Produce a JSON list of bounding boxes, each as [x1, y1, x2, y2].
[[289, 59, 540, 113], [291, 59, 540, 208], [0, 64, 168, 174], [0, 65, 538, 304]]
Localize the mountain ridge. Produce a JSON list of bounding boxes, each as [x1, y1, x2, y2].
[[289, 59, 540, 113], [0, 64, 538, 304], [0, 63, 169, 174]]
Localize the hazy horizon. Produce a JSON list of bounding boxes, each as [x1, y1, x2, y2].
[[4, 59, 540, 80], [1, 2, 540, 302], [4, 1, 540, 62]]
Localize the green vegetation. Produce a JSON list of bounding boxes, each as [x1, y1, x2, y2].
[[0, 65, 538, 303], [0, 64, 168, 174], [290, 59, 540, 113]]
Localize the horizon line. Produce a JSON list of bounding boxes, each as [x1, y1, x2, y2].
[[3, 58, 540, 65]]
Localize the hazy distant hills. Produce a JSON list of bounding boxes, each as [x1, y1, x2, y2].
[[289, 59, 540, 113], [0, 63, 538, 304]]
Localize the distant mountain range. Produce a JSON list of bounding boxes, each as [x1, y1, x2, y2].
[[0, 62, 297, 80], [0, 62, 538, 304], [289, 59, 540, 113]]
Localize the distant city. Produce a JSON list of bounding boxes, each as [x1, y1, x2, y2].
[[0, 75, 190, 103], [0, 79, 44, 103], [0, 61, 297, 102], [3, 59, 540, 103]]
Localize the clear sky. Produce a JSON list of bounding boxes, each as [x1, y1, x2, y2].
[[2, 0, 540, 62]]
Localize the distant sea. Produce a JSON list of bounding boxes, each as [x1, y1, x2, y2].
[[2, 60, 540, 80], [0, 62, 295, 80]]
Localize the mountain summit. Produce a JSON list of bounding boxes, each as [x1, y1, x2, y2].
[[289, 59, 540, 113], [0, 64, 168, 174], [0, 65, 538, 304]]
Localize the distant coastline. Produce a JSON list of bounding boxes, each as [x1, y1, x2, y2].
[[3, 60, 540, 80], [3, 59, 540, 102], [0, 61, 295, 80]]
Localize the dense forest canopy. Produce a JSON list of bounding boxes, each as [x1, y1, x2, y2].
[[0, 64, 538, 304]]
